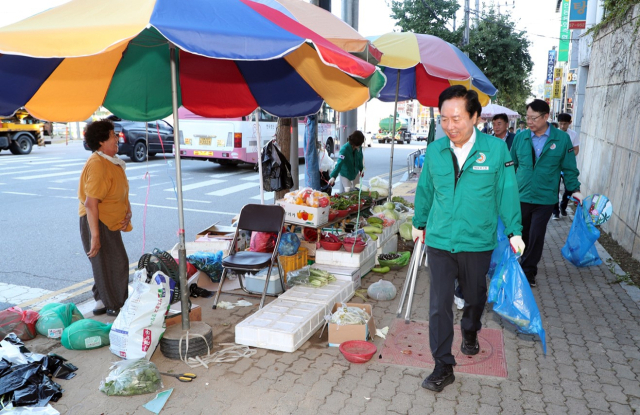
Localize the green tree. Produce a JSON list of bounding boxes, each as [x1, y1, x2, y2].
[[389, 0, 462, 45], [464, 9, 533, 115]]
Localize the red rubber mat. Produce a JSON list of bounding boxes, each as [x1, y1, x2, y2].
[[377, 319, 508, 378]]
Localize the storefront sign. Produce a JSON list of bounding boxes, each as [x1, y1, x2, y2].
[[567, 68, 578, 85], [546, 50, 556, 84], [558, 0, 570, 62], [552, 68, 564, 99], [569, 0, 588, 29]]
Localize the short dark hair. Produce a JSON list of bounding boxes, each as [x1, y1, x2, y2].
[[518, 120, 526, 126], [557, 113, 572, 122], [348, 130, 365, 147], [526, 99, 550, 115], [551, 122, 559, 128], [438, 85, 481, 120], [85, 119, 115, 152], [492, 113, 509, 123]]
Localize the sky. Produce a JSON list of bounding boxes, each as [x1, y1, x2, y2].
[[0, 0, 561, 123]]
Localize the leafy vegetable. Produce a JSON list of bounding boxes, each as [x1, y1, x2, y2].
[[99, 359, 163, 396]]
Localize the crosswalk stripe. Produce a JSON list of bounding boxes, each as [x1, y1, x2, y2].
[[206, 182, 257, 196], [165, 179, 225, 192], [51, 162, 88, 167], [137, 177, 194, 189], [3, 191, 38, 196], [130, 202, 236, 215], [250, 193, 274, 200], [16, 170, 82, 180], [55, 196, 78, 199], [210, 172, 244, 178], [240, 175, 261, 181], [0, 157, 63, 165], [48, 187, 75, 191], [0, 168, 63, 176], [25, 159, 86, 166], [166, 197, 211, 204]]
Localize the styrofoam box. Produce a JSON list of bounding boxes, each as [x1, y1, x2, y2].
[[360, 254, 376, 279], [279, 279, 354, 315], [235, 299, 325, 353], [376, 234, 399, 265], [315, 241, 377, 267], [312, 263, 361, 285], [244, 272, 284, 295], [375, 222, 398, 248]]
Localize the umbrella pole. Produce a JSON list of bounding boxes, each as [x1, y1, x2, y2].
[[169, 44, 190, 330], [255, 110, 264, 205], [387, 69, 400, 201]]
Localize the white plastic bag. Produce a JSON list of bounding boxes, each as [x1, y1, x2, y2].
[[319, 149, 335, 172], [369, 176, 389, 189], [109, 270, 171, 360], [367, 279, 397, 301]]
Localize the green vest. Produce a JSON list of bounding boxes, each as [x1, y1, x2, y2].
[[330, 142, 363, 181], [510, 125, 580, 205], [413, 129, 522, 252]]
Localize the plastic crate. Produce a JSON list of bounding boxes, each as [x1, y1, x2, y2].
[[279, 279, 354, 315], [235, 299, 325, 352], [314, 242, 376, 267], [279, 247, 308, 282]]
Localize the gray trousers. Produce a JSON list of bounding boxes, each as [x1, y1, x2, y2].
[[79, 215, 129, 310], [427, 246, 492, 366]]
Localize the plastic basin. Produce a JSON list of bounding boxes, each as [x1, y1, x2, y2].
[[336, 209, 350, 217], [328, 211, 339, 221], [319, 240, 343, 251], [342, 242, 367, 253], [339, 340, 377, 363]]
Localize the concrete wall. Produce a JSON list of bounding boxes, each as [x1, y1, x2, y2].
[[579, 5, 640, 259]]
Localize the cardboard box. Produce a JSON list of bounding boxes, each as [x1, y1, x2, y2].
[[165, 304, 202, 327], [328, 303, 376, 347], [196, 224, 237, 240], [276, 199, 329, 226]]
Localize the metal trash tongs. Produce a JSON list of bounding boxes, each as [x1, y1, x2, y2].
[[396, 239, 427, 323]]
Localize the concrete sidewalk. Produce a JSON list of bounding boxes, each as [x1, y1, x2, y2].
[[25, 183, 640, 414]]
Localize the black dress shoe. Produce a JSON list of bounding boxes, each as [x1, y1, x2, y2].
[[422, 363, 455, 392], [106, 309, 120, 317], [93, 307, 107, 316], [461, 329, 480, 355]]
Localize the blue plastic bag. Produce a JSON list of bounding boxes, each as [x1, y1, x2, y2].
[[278, 232, 301, 256], [187, 251, 224, 282], [561, 206, 602, 267], [487, 217, 510, 279], [414, 154, 425, 168], [488, 247, 547, 354]]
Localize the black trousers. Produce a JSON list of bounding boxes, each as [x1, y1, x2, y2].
[[520, 202, 555, 278], [552, 175, 572, 215], [427, 246, 492, 366]]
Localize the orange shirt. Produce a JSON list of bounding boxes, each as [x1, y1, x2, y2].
[[78, 153, 132, 232]]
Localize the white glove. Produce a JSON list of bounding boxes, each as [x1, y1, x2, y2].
[[412, 226, 425, 243], [509, 235, 525, 255], [571, 191, 584, 204], [328, 177, 335, 186]]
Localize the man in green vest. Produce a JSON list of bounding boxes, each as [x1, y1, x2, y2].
[[510, 99, 582, 287], [411, 85, 524, 393]]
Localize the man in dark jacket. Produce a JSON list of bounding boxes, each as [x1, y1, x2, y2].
[[492, 113, 515, 150], [510, 100, 582, 287]]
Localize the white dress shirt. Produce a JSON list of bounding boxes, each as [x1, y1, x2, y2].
[[449, 128, 477, 167]]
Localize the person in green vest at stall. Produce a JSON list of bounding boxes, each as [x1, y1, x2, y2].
[[328, 130, 365, 192], [411, 85, 524, 393]]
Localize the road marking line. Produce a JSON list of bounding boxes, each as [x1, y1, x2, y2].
[[250, 193, 274, 200], [137, 177, 194, 189], [206, 182, 257, 196], [0, 168, 63, 176], [3, 191, 39, 196], [165, 179, 225, 192], [54, 196, 77, 199], [166, 197, 211, 204], [16, 278, 94, 309], [209, 172, 244, 178], [130, 202, 236, 215], [0, 157, 64, 165], [17, 169, 82, 180], [51, 162, 88, 167], [48, 187, 75, 191]]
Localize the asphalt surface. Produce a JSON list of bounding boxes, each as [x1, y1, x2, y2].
[[0, 139, 424, 310]]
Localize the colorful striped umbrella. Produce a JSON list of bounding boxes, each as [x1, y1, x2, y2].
[[253, 0, 382, 64], [0, 0, 385, 122], [370, 32, 498, 199], [371, 32, 497, 107]]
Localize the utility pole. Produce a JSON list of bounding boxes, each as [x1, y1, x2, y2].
[[463, 0, 470, 53], [339, 0, 359, 147], [475, 0, 479, 26]]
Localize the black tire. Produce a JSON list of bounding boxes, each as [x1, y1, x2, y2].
[[406, 139, 411, 144], [130, 141, 147, 162], [9, 134, 33, 155], [378, 139, 385, 144]]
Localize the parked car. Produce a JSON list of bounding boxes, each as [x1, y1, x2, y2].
[[83, 116, 174, 162], [413, 128, 429, 141]]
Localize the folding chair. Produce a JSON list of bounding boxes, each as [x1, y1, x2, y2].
[[212, 204, 286, 310]]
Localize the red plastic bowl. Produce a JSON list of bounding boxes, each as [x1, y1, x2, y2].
[[337, 209, 350, 217], [328, 211, 339, 221], [339, 340, 377, 363], [343, 242, 367, 253], [320, 240, 343, 251]]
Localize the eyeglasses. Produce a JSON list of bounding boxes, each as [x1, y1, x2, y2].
[[525, 114, 546, 122]]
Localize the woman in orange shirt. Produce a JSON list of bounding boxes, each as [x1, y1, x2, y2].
[[78, 120, 132, 317]]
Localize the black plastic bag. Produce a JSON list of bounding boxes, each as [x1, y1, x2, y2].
[[261, 141, 293, 192]]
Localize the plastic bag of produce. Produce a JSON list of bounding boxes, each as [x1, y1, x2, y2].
[[250, 231, 278, 253], [369, 176, 389, 189], [488, 247, 546, 354], [61, 319, 112, 350], [378, 252, 411, 270], [99, 358, 163, 396], [367, 279, 397, 300], [278, 232, 301, 256], [187, 251, 224, 282], [286, 266, 311, 288], [0, 307, 39, 341], [36, 303, 84, 339], [328, 303, 370, 325], [109, 269, 171, 360], [561, 206, 602, 267]]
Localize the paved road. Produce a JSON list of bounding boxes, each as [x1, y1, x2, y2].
[[0, 140, 423, 310]]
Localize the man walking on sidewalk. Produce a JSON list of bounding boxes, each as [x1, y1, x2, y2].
[[510, 100, 582, 287], [411, 85, 524, 393], [552, 113, 581, 219], [492, 113, 516, 150]]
